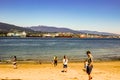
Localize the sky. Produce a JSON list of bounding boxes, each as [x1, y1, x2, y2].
[[0, 0, 120, 34]]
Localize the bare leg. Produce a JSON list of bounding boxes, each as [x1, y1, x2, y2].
[[65, 68, 67, 72], [14, 65, 17, 69], [88, 74, 92, 80]]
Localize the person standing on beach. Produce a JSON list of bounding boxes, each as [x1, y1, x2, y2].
[[12, 56, 17, 69], [53, 56, 58, 67], [86, 51, 93, 80], [62, 55, 68, 72]]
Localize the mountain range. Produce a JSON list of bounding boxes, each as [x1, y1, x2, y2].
[[0, 22, 119, 35], [29, 26, 119, 35], [0, 22, 33, 33], [29, 26, 79, 33]]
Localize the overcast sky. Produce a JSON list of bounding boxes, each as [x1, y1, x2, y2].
[[0, 0, 120, 34]]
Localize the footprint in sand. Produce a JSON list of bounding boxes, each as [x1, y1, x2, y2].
[[69, 77, 79, 80]]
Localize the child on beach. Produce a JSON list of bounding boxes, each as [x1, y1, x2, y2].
[[62, 55, 68, 72], [12, 56, 17, 69], [86, 51, 93, 80], [53, 56, 58, 67]]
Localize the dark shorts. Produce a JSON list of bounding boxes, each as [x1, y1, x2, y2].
[[86, 65, 93, 75], [54, 60, 57, 63], [54, 60, 57, 65], [63, 64, 67, 68], [13, 62, 17, 65]]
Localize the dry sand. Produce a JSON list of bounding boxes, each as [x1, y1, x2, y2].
[[0, 61, 120, 80]]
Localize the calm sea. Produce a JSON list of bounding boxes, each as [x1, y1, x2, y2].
[[0, 37, 120, 62]]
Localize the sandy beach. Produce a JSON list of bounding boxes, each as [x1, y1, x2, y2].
[[0, 61, 120, 80]]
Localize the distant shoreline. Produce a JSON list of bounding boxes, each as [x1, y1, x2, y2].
[[0, 36, 120, 39]]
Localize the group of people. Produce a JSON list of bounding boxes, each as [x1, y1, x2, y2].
[[12, 51, 93, 80], [53, 55, 68, 72], [53, 51, 93, 80]]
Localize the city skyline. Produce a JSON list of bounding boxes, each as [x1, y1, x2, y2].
[[0, 0, 120, 34]]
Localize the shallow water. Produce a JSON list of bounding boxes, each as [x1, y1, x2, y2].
[[0, 37, 120, 61]]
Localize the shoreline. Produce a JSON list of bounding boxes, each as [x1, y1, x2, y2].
[[0, 59, 120, 64], [1, 54, 120, 64]]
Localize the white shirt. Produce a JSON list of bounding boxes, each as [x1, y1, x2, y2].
[[63, 59, 68, 65]]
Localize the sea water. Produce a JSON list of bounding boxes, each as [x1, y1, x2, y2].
[[0, 37, 120, 62]]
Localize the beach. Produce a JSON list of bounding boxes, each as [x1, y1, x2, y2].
[[0, 61, 120, 80]]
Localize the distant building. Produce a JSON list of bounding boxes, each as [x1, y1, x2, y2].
[[7, 31, 26, 37], [55, 32, 73, 38], [42, 33, 52, 37]]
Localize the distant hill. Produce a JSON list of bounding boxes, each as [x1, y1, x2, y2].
[[0, 22, 33, 32], [29, 26, 80, 33], [29, 26, 118, 35], [79, 30, 119, 35], [0, 22, 119, 36]]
